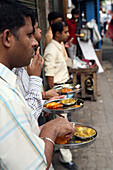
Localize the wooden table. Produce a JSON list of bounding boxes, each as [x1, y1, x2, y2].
[[69, 66, 98, 101]]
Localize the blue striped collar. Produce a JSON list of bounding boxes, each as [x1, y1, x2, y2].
[[0, 63, 17, 88]]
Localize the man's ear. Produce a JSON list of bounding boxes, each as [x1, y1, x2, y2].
[[56, 31, 60, 37], [50, 20, 53, 25], [2, 29, 12, 48]]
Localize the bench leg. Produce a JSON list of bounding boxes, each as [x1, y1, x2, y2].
[[72, 73, 77, 84], [81, 73, 85, 98], [93, 72, 97, 101]]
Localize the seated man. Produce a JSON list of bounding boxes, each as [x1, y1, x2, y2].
[[13, 16, 60, 121], [0, 1, 75, 169]]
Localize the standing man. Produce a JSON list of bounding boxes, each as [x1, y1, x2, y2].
[[44, 21, 69, 89], [44, 21, 77, 170], [44, 11, 63, 49], [44, 11, 68, 62], [66, 8, 79, 59], [0, 1, 75, 169]]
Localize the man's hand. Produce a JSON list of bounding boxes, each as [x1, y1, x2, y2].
[[27, 47, 44, 77], [49, 95, 65, 101], [64, 41, 72, 48], [40, 117, 75, 140], [44, 89, 59, 100]]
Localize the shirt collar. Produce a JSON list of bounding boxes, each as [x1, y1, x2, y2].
[[51, 39, 63, 51], [0, 63, 17, 88]]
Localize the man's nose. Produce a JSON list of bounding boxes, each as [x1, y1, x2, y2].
[[32, 37, 38, 47], [67, 32, 70, 37]]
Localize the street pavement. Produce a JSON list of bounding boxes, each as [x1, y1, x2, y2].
[[52, 37, 113, 170]]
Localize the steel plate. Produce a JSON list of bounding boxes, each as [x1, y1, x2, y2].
[[43, 99, 84, 114], [53, 84, 82, 94], [55, 122, 97, 149]]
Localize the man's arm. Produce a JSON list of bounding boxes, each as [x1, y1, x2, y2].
[[25, 75, 43, 119], [47, 76, 54, 89], [44, 44, 56, 89], [25, 49, 44, 119], [42, 89, 59, 100], [40, 117, 75, 169]]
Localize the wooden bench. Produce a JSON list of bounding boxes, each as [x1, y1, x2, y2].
[[69, 66, 98, 101]]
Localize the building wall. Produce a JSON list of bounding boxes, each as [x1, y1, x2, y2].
[[37, 0, 48, 54]]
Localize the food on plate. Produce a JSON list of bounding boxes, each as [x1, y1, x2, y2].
[[61, 88, 73, 93], [74, 126, 96, 138], [45, 102, 63, 109], [60, 98, 76, 104], [74, 102, 82, 108], [56, 135, 68, 144], [75, 140, 81, 143], [74, 104, 80, 108], [80, 33, 85, 37]]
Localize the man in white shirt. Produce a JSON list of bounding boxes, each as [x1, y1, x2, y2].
[[0, 1, 75, 169], [44, 21, 69, 89]]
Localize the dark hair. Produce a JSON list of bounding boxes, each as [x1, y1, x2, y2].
[[48, 11, 63, 25], [51, 21, 68, 38], [71, 8, 79, 15], [0, 0, 35, 37]]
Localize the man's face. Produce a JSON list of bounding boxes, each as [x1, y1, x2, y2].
[[73, 14, 79, 20], [34, 21, 42, 41], [11, 17, 38, 68], [59, 26, 69, 42]]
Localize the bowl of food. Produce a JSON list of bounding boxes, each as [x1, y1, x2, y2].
[[74, 126, 96, 140], [60, 98, 77, 106]]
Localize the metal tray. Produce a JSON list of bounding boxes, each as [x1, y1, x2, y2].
[[43, 99, 84, 114], [53, 84, 82, 94], [55, 122, 97, 149]]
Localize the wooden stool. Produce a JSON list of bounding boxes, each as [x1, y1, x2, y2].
[[69, 66, 98, 101]]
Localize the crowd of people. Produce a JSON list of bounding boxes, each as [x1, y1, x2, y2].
[[0, 0, 81, 170]]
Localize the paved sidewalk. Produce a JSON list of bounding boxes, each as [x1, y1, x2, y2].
[[52, 38, 113, 170]]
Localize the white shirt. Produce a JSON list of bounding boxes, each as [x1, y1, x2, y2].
[[13, 67, 43, 120], [44, 39, 69, 84], [0, 63, 47, 169]]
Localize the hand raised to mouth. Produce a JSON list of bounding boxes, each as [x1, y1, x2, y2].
[[27, 47, 44, 77]]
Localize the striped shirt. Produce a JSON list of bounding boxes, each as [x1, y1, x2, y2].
[[13, 67, 43, 120], [0, 64, 47, 169]]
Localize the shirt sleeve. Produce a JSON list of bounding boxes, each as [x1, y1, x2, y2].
[[25, 75, 43, 120], [0, 101, 47, 170], [44, 51, 56, 77]]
